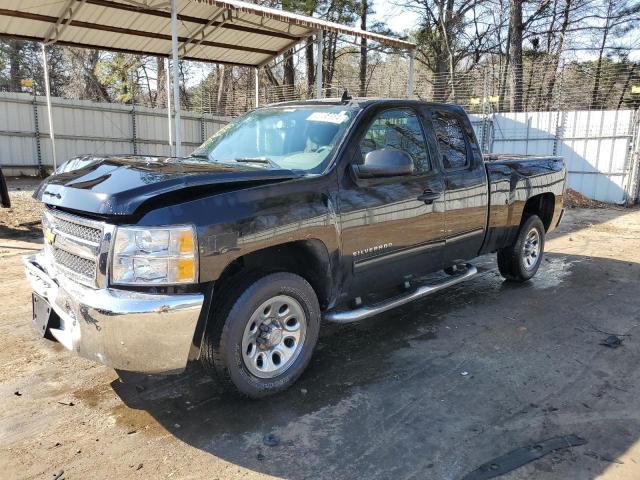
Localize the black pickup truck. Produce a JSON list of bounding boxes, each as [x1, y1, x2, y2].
[[24, 99, 565, 397]]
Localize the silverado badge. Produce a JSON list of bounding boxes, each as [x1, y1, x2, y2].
[[353, 243, 393, 257]]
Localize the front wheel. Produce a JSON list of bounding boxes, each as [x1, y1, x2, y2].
[[201, 272, 320, 398], [497, 215, 545, 282]]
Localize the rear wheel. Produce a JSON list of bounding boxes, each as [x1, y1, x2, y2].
[[497, 215, 545, 282], [201, 272, 320, 398]]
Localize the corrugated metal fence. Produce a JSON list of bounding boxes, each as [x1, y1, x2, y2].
[[471, 109, 640, 204], [0, 91, 637, 204], [0, 92, 230, 176]]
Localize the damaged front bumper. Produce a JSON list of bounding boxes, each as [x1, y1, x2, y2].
[[23, 252, 204, 374]]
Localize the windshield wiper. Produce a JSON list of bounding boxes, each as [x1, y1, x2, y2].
[[189, 153, 210, 159], [234, 157, 269, 163], [234, 157, 281, 168]]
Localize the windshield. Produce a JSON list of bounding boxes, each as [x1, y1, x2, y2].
[[191, 105, 355, 173]]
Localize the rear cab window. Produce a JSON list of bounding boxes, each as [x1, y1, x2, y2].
[[431, 111, 469, 170]]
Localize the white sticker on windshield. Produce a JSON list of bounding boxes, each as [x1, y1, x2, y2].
[[307, 111, 348, 124]]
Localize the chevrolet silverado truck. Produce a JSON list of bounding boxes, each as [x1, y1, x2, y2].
[[24, 99, 565, 397]]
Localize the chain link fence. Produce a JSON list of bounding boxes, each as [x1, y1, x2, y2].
[[186, 59, 640, 118], [254, 61, 640, 114], [5, 55, 638, 117]]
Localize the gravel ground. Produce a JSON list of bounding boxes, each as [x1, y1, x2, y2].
[[0, 178, 43, 241], [1, 182, 640, 479]]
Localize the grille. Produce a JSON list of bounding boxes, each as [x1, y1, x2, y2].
[[44, 210, 104, 287], [52, 214, 102, 245], [52, 246, 97, 280]]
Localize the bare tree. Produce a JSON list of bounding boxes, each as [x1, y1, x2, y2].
[[508, 0, 550, 111], [588, 0, 640, 108], [399, 0, 500, 101], [156, 57, 167, 108], [359, 0, 368, 96]]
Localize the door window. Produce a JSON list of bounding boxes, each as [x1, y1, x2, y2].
[[360, 108, 430, 173], [432, 111, 469, 170]]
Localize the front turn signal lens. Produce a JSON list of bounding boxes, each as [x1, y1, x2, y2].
[[177, 258, 196, 283]]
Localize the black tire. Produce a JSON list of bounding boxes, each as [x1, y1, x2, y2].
[[497, 215, 545, 282], [201, 271, 320, 398]]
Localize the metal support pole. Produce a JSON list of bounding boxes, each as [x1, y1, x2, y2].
[[41, 43, 57, 170], [31, 87, 43, 177], [170, 0, 182, 157], [315, 30, 323, 99], [131, 104, 137, 155], [165, 57, 173, 156], [407, 49, 415, 98], [628, 109, 640, 205], [255, 67, 259, 108]]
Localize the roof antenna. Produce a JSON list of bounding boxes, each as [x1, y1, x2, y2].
[[341, 89, 352, 103]]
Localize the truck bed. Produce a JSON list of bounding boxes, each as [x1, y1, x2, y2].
[[481, 155, 566, 255]]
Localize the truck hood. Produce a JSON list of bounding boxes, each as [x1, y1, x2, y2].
[[35, 155, 301, 216]]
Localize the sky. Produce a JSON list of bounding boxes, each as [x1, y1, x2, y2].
[[371, 0, 420, 34]]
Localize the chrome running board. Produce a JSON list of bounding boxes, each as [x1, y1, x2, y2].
[[324, 264, 477, 324]]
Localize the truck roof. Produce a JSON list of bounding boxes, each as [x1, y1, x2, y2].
[[265, 97, 466, 113]]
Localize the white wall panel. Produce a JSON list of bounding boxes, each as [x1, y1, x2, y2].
[[471, 109, 638, 204], [0, 92, 229, 175]]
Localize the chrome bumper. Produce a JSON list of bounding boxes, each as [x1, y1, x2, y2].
[[24, 252, 204, 374]]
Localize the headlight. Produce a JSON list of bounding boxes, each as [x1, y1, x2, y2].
[[111, 225, 197, 285]]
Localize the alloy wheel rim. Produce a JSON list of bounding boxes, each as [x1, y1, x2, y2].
[[241, 294, 307, 379], [522, 228, 541, 270]]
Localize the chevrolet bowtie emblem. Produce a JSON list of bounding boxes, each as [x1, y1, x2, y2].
[[44, 227, 56, 245]]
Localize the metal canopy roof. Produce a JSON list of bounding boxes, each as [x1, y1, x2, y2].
[[0, 0, 417, 163], [0, 0, 416, 68]]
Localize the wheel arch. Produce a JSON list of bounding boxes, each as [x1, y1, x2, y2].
[[222, 239, 333, 308], [522, 192, 555, 231]]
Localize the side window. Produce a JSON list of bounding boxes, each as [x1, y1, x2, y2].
[[360, 108, 430, 173], [432, 111, 469, 170]]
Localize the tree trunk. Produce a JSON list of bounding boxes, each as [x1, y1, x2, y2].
[[617, 65, 636, 109], [8, 41, 23, 92], [178, 61, 190, 110], [509, 0, 524, 112], [216, 65, 226, 115], [325, 32, 338, 95], [524, 55, 537, 110], [443, 0, 456, 101], [498, 13, 512, 113], [359, 0, 368, 97], [545, 0, 571, 109], [283, 50, 295, 99], [305, 37, 315, 96], [590, 0, 613, 110], [156, 57, 166, 108]]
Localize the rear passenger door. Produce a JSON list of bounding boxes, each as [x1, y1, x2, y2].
[[428, 108, 488, 265], [339, 106, 446, 297]]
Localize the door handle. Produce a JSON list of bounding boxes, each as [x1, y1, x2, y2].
[[417, 191, 441, 204]]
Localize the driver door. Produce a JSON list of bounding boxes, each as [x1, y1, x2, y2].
[[338, 107, 446, 297]]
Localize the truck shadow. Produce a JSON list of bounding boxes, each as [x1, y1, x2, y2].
[[111, 221, 640, 479], [0, 222, 43, 244]]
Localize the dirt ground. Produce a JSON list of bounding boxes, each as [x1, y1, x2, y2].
[[1, 182, 640, 480]]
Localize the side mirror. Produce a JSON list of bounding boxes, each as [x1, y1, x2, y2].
[[351, 148, 414, 179]]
